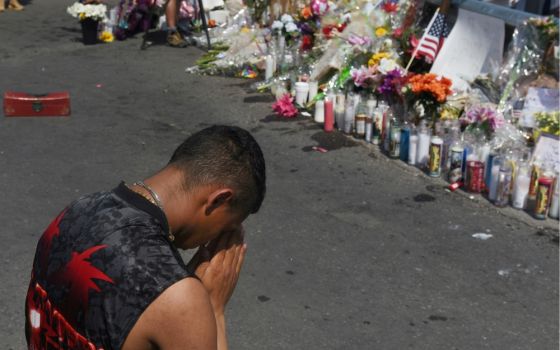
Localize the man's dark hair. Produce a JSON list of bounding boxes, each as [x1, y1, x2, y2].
[[169, 125, 266, 214]]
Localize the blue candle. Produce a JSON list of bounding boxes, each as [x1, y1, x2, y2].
[[485, 152, 496, 188], [400, 126, 410, 162]]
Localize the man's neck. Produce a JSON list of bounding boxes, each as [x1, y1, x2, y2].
[[142, 167, 193, 236]]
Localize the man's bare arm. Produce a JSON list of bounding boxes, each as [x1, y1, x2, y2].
[[122, 277, 217, 350], [123, 229, 246, 350]]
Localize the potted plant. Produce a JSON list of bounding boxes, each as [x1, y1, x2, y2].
[[67, 1, 108, 45]]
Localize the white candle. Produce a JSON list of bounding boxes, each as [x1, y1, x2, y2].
[[417, 131, 431, 167], [343, 99, 355, 134], [265, 55, 274, 80], [314, 100, 325, 123], [549, 180, 559, 219], [549, 191, 559, 219], [488, 162, 501, 201], [294, 82, 309, 107], [308, 81, 318, 103], [366, 99, 377, 116], [408, 135, 418, 165], [512, 172, 530, 209]]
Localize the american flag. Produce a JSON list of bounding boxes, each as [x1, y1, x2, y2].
[[417, 12, 450, 62]]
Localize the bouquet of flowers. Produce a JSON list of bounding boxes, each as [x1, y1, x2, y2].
[[67, 2, 108, 22], [377, 68, 407, 101], [460, 104, 505, 139], [272, 93, 298, 118], [296, 0, 327, 51], [272, 14, 301, 46], [404, 73, 452, 123], [534, 111, 560, 136], [350, 65, 381, 89]]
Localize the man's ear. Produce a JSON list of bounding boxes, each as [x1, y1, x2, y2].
[[204, 188, 234, 216]]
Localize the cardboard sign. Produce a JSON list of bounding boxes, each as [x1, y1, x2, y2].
[[520, 87, 560, 128], [431, 9, 505, 92], [532, 133, 560, 173]]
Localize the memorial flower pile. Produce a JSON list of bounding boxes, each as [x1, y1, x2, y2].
[[183, 0, 559, 218]]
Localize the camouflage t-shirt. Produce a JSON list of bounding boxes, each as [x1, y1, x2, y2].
[[25, 182, 192, 349]]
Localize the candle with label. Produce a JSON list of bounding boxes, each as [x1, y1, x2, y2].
[[428, 136, 443, 177]]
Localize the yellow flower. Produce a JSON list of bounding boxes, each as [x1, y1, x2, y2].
[[368, 51, 390, 67], [99, 31, 114, 43], [79, 13, 86, 20], [375, 27, 388, 37]]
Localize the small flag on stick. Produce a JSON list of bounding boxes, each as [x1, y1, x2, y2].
[[416, 11, 450, 62], [405, 7, 450, 72]]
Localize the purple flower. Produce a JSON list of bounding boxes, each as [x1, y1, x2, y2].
[[299, 22, 314, 35], [378, 69, 404, 95]]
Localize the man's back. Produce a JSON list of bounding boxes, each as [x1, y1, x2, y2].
[[25, 183, 190, 349]]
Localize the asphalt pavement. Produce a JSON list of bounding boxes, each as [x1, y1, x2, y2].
[[0, 1, 558, 349]]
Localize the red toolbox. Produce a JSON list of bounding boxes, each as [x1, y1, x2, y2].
[[3, 91, 71, 117]]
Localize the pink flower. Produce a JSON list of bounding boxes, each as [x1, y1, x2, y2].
[[489, 112, 505, 130], [310, 0, 329, 16], [272, 94, 299, 118], [347, 33, 372, 47], [462, 105, 505, 131], [351, 66, 378, 88]]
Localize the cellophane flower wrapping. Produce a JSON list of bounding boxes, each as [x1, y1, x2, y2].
[[496, 17, 559, 108]]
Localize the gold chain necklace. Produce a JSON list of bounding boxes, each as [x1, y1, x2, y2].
[[129, 182, 175, 242]]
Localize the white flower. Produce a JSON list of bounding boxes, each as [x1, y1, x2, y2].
[[67, 2, 85, 17], [284, 21, 299, 33], [377, 58, 400, 74], [383, 38, 393, 48], [67, 2, 108, 22], [271, 20, 284, 31], [281, 14, 294, 23]]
